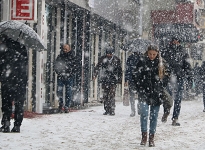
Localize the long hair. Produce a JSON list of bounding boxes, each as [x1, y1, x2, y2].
[[145, 45, 165, 79], [158, 51, 165, 79]]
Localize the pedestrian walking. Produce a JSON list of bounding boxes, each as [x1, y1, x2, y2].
[[124, 50, 142, 117], [200, 61, 205, 112], [161, 37, 192, 126], [93, 47, 122, 116], [133, 45, 171, 147], [54, 44, 77, 113], [0, 36, 28, 133]]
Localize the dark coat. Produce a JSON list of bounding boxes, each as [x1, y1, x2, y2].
[[134, 54, 171, 106], [93, 55, 122, 85], [161, 44, 192, 78], [200, 61, 205, 81], [54, 50, 77, 80], [125, 52, 142, 88], [0, 39, 28, 86]]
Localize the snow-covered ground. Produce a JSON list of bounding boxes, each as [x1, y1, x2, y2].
[[0, 96, 205, 150]]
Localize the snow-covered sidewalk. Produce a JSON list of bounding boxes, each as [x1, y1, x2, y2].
[[0, 97, 205, 150]]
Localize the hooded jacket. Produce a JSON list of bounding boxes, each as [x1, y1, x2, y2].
[[54, 49, 77, 80]]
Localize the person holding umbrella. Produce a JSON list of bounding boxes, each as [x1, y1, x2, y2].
[[124, 47, 143, 117], [161, 37, 192, 126], [0, 35, 28, 133]]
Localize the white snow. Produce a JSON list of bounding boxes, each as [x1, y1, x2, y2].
[[0, 96, 205, 150]]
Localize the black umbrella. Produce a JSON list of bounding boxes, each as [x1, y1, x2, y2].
[[0, 20, 46, 51], [128, 38, 152, 53]]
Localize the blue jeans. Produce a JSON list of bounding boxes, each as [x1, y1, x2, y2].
[[139, 101, 160, 134], [203, 83, 205, 109], [167, 77, 184, 120], [57, 77, 74, 107], [129, 87, 136, 113]]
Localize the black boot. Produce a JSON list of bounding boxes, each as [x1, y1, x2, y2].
[[3, 121, 10, 133], [11, 126, 20, 133], [103, 111, 109, 115], [0, 125, 5, 132]]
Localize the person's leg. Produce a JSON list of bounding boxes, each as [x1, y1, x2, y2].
[[161, 90, 173, 122], [139, 101, 149, 132], [57, 78, 64, 112], [149, 105, 160, 134], [65, 77, 74, 112], [139, 99, 149, 146], [102, 84, 109, 115], [129, 87, 136, 117], [11, 83, 26, 132], [203, 83, 205, 112], [108, 84, 117, 115], [172, 77, 183, 126], [149, 105, 160, 147], [1, 83, 13, 132]]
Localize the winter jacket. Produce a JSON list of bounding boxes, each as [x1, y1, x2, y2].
[[161, 44, 192, 78], [125, 52, 142, 87], [0, 39, 28, 86], [54, 50, 77, 80], [93, 55, 122, 85], [134, 54, 171, 106], [200, 61, 205, 81]]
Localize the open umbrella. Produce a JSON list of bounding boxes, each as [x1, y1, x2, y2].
[[128, 38, 152, 53], [0, 20, 46, 51]]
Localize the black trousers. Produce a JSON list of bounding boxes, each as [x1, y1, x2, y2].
[[102, 83, 117, 113], [1, 82, 26, 126]]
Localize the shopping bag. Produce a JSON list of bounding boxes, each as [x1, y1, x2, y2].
[[123, 87, 129, 106]]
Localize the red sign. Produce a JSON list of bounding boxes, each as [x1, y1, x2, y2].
[[151, 3, 195, 25], [11, 0, 35, 21]]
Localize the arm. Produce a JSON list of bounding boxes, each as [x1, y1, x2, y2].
[[93, 56, 104, 80], [117, 58, 122, 84]]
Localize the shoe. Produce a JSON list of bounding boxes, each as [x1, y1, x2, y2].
[[3, 126, 10, 133], [172, 119, 180, 126], [110, 112, 115, 116], [140, 132, 147, 146], [130, 111, 135, 117], [2, 121, 10, 133], [58, 105, 64, 113], [103, 112, 109, 115], [11, 126, 20, 133], [64, 106, 69, 113], [161, 113, 169, 123], [0, 126, 3, 132]]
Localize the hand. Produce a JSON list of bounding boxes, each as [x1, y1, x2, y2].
[[124, 82, 128, 86], [92, 76, 96, 81]]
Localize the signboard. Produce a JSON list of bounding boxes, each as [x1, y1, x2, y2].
[[11, 0, 36, 21], [154, 23, 199, 43]]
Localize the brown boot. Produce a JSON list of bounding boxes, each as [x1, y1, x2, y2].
[[161, 112, 169, 123], [140, 132, 147, 146], [149, 133, 155, 147]]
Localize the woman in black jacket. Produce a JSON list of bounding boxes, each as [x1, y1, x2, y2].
[[134, 45, 170, 147]]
